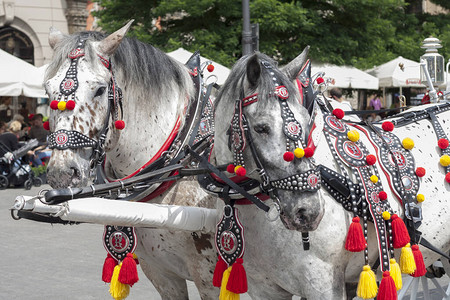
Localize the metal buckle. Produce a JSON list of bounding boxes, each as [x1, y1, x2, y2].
[[404, 202, 423, 223]]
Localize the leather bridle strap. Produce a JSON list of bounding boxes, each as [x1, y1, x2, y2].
[[186, 146, 270, 212]]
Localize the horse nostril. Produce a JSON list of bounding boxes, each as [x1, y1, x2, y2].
[[70, 167, 79, 179], [296, 208, 306, 217]]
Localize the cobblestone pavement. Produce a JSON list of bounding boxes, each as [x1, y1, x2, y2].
[[1, 185, 447, 299]]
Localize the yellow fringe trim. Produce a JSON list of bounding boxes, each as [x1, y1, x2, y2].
[[109, 264, 130, 300], [400, 243, 416, 274], [219, 266, 240, 300], [390, 258, 402, 290], [356, 265, 378, 299]]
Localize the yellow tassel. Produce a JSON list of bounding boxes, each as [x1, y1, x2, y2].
[[356, 265, 378, 299], [219, 267, 240, 300], [390, 258, 402, 290], [109, 264, 130, 300], [400, 243, 416, 274]]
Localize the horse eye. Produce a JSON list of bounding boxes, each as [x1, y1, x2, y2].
[[94, 87, 106, 97], [253, 124, 270, 134]]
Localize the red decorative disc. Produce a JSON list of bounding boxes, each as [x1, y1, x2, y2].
[[275, 86, 289, 99]]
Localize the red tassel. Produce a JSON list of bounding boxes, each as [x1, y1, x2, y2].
[[391, 214, 410, 248], [377, 271, 397, 300], [226, 258, 248, 294], [102, 253, 117, 283], [345, 216, 367, 252], [118, 253, 139, 286], [411, 245, 427, 277], [213, 256, 228, 287]]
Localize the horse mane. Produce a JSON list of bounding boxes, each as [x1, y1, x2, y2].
[[216, 52, 299, 109], [45, 31, 194, 120]]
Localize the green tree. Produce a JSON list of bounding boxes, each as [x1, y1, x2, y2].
[[94, 0, 450, 69]]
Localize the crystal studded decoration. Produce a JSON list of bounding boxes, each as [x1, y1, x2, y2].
[[323, 113, 393, 272], [103, 225, 137, 262], [215, 206, 245, 266], [48, 129, 97, 150], [52, 34, 90, 111], [270, 167, 321, 191]]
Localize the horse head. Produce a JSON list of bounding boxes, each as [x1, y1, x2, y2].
[[45, 21, 133, 188], [214, 48, 325, 232]]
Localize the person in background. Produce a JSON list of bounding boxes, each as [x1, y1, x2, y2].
[[0, 121, 22, 172], [19, 102, 29, 121], [328, 88, 360, 122], [368, 94, 383, 111], [28, 114, 48, 144], [28, 114, 51, 166], [367, 112, 382, 122]]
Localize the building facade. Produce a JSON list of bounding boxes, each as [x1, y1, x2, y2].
[[0, 0, 89, 67]]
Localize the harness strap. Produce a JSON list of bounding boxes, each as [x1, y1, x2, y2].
[[187, 146, 270, 212]]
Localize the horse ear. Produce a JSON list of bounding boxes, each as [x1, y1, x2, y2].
[[246, 54, 261, 88], [97, 19, 134, 56], [48, 27, 65, 49], [282, 46, 310, 81]]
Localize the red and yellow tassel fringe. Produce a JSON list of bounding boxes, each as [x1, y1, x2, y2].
[[102, 253, 139, 300], [213, 257, 248, 300]]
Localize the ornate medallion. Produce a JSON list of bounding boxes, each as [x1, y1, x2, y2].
[[103, 225, 137, 262], [325, 115, 346, 133], [215, 206, 245, 266], [275, 85, 289, 99]]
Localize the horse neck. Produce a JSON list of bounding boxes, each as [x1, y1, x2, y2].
[[105, 75, 187, 178]]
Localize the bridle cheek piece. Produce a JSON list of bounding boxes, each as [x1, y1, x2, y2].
[[48, 34, 125, 169], [228, 60, 321, 198]]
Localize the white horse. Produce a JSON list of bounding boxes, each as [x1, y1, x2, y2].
[[213, 52, 450, 299], [44, 23, 220, 299]]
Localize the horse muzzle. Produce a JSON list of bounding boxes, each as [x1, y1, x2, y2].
[[47, 150, 91, 188], [278, 190, 325, 232]]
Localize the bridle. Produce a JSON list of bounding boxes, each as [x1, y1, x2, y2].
[[228, 60, 321, 211], [47, 34, 124, 170]]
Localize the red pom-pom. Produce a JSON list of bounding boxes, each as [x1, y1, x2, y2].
[[378, 271, 397, 300], [115, 120, 125, 130], [235, 166, 247, 177], [316, 77, 324, 84], [118, 253, 139, 286], [411, 245, 427, 277], [382, 121, 394, 132], [66, 100, 76, 110], [446, 172, 450, 183], [379, 191, 388, 201], [438, 138, 449, 149], [391, 214, 410, 248], [43, 121, 50, 131], [415, 167, 426, 177], [28, 113, 35, 120], [50, 101, 59, 110], [227, 164, 236, 173], [226, 258, 248, 294], [332, 108, 345, 119], [304, 147, 314, 158], [345, 216, 367, 252], [102, 254, 117, 283], [213, 256, 227, 287], [283, 151, 294, 162], [366, 154, 376, 165], [207, 64, 214, 72]]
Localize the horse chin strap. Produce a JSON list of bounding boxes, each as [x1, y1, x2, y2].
[[48, 34, 124, 172]]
